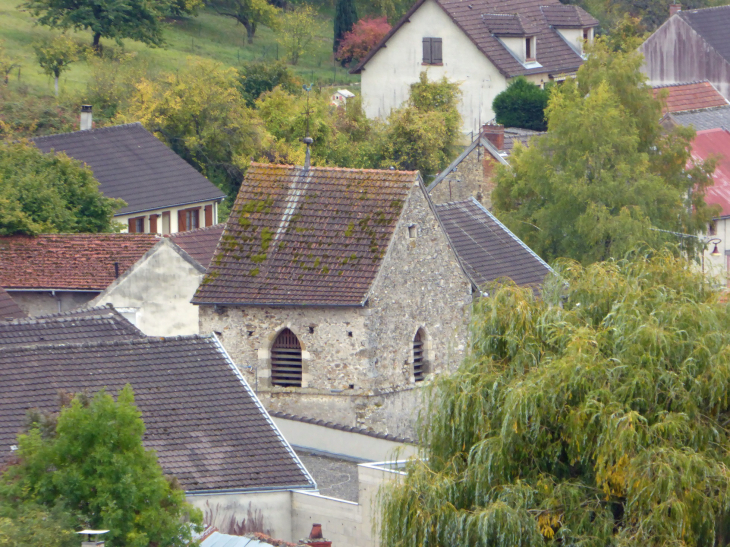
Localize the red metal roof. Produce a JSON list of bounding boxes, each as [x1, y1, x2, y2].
[[653, 81, 728, 114], [691, 128, 730, 217], [0, 234, 160, 291]]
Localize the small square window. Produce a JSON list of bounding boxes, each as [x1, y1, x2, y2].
[[408, 225, 417, 238]]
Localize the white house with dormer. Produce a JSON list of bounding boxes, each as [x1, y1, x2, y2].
[[351, 0, 598, 137]]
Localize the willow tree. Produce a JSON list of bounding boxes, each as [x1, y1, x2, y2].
[[381, 250, 730, 547]]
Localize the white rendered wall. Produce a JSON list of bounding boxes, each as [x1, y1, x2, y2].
[[115, 200, 219, 235], [271, 416, 419, 462], [86, 241, 204, 335], [360, 0, 510, 138]]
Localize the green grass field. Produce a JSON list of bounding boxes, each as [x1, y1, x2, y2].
[[0, 0, 359, 97]]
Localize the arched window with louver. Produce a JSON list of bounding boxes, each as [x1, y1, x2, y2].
[[413, 329, 425, 382], [271, 328, 302, 387]]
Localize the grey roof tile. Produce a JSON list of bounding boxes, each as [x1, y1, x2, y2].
[[32, 123, 226, 216], [0, 307, 144, 348], [667, 104, 730, 130], [0, 336, 314, 492], [435, 197, 551, 289], [678, 6, 730, 64]]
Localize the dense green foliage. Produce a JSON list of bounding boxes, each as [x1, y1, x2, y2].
[[238, 60, 301, 107], [21, 0, 166, 50], [493, 76, 549, 131], [381, 250, 730, 547], [206, 0, 280, 43], [119, 58, 263, 200], [0, 386, 202, 547], [277, 4, 321, 65], [33, 35, 80, 96], [333, 0, 357, 52], [382, 71, 461, 174], [0, 141, 123, 234], [493, 39, 716, 265], [0, 503, 78, 547]]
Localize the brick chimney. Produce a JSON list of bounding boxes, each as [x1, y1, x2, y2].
[[301, 524, 332, 547], [670, 3, 681, 16], [80, 104, 93, 131], [482, 123, 505, 151]]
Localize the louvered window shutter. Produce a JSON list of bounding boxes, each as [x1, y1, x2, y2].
[[178, 210, 186, 232], [128, 218, 136, 233], [422, 37, 432, 63], [432, 38, 442, 63], [204, 205, 213, 227], [271, 328, 303, 387]]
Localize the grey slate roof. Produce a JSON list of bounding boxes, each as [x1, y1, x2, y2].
[[0, 335, 315, 492], [0, 287, 26, 321], [435, 197, 552, 290], [0, 307, 144, 348], [665, 105, 730, 131], [352, 0, 598, 77], [678, 6, 730, 64], [32, 123, 226, 216]]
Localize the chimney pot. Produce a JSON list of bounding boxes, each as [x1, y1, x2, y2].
[[670, 3, 681, 16], [80, 105, 93, 131], [482, 123, 505, 151], [309, 524, 323, 539]]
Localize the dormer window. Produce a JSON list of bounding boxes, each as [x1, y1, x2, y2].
[[525, 36, 535, 61]]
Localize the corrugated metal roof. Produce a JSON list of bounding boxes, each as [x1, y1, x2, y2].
[[691, 128, 730, 218]]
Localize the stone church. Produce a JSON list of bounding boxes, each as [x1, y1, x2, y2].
[[194, 163, 550, 436]]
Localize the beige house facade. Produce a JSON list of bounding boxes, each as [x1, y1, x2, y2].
[[352, 0, 597, 137]]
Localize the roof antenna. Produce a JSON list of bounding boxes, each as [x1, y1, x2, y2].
[[302, 83, 314, 169]]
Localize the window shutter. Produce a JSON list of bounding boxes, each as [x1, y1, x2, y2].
[[149, 215, 158, 234], [178, 210, 186, 232], [432, 38, 442, 63], [422, 37, 432, 64], [271, 328, 303, 387], [128, 218, 136, 233], [204, 205, 213, 227]]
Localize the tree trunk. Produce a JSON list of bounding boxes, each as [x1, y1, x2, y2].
[[54, 75, 59, 97], [242, 21, 255, 44], [92, 32, 102, 53]]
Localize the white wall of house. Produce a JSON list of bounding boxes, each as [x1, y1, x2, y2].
[[9, 290, 99, 317], [271, 416, 419, 462], [86, 240, 205, 335], [186, 462, 405, 547], [187, 490, 294, 540], [115, 199, 220, 235], [359, 0, 551, 138], [360, 0, 507, 137]]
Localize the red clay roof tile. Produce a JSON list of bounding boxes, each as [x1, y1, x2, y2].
[[0, 234, 160, 291], [654, 81, 728, 114], [169, 224, 225, 270]]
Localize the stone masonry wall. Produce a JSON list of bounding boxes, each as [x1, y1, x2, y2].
[[429, 144, 499, 208], [199, 182, 473, 436]]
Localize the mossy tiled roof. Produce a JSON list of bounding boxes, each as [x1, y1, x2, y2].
[[194, 163, 418, 306]]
